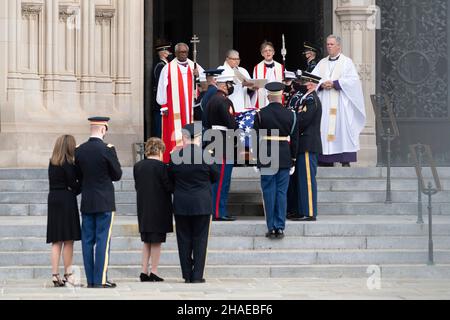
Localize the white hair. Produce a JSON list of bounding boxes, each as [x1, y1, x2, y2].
[[175, 42, 189, 52], [226, 49, 240, 58], [327, 34, 342, 46]]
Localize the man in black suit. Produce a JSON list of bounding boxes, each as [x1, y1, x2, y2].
[[253, 82, 299, 239], [75, 117, 122, 288], [169, 123, 219, 283], [292, 71, 323, 222]]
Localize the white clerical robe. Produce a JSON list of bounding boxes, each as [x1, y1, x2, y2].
[[156, 58, 204, 124], [218, 62, 253, 113], [312, 54, 366, 155], [252, 60, 284, 108]]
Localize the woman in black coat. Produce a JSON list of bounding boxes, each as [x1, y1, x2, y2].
[[134, 138, 173, 282], [47, 135, 81, 287]]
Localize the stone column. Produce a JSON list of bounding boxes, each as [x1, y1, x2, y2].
[[334, 0, 378, 167]]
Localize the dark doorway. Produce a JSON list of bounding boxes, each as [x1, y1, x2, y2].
[[234, 0, 332, 73], [144, 0, 194, 140]]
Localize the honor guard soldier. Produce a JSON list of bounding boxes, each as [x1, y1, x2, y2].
[[206, 72, 237, 222], [292, 72, 323, 221], [169, 123, 219, 283], [75, 117, 123, 288], [303, 42, 321, 73], [152, 40, 172, 138], [200, 69, 224, 130], [253, 82, 298, 239]]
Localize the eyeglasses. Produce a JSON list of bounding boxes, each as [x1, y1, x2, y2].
[[177, 50, 189, 54], [227, 57, 240, 61]]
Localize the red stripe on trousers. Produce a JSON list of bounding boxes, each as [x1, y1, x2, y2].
[[215, 160, 226, 219]]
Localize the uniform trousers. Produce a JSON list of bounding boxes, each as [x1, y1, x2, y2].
[[174, 215, 211, 281], [81, 212, 115, 286], [212, 163, 234, 219], [296, 152, 318, 217], [260, 168, 290, 231]]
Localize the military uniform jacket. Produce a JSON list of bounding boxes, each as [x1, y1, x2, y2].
[[306, 59, 319, 73], [75, 137, 123, 214], [153, 59, 168, 111], [297, 91, 323, 154], [168, 144, 220, 216], [253, 102, 299, 169], [206, 91, 237, 161]]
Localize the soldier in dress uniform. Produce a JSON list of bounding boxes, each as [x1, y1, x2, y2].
[[75, 117, 122, 288], [200, 69, 224, 130], [253, 82, 298, 239], [303, 41, 321, 73], [168, 123, 219, 283], [292, 71, 323, 222], [152, 40, 172, 138], [205, 72, 237, 222]]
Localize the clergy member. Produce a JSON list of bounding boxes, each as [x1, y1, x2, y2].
[[157, 42, 204, 163], [253, 41, 284, 109], [312, 35, 366, 167]]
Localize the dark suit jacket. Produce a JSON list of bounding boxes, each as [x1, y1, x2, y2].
[[253, 102, 299, 169], [297, 91, 323, 154], [75, 137, 122, 214], [134, 159, 173, 234], [168, 144, 219, 216]]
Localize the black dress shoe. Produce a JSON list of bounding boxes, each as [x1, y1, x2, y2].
[[100, 281, 117, 288], [290, 215, 306, 221], [213, 216, 236, 222], [275, 229, 285, 239], [301, 216, 317, 222], [149, 273, 164, 282], [286, 213, 297, 220], [265, 230, 276, 239], [140, 273, 151, 282], [184, 278, 191, 283], [191, 279, 206, 284]]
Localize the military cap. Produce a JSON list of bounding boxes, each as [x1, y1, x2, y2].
[[88, 117, 110, 130], [155, 39, 172, 52], [182, 122, 202, 139], [284, 70, 297, 80], [299, 71, 322, 84], [265, 82, 285, 96], [303, 42, 321, 55], [203, 69, 225, 77], [216, 71, 235, 84]]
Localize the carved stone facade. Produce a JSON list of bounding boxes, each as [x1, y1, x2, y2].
[[0, 0, 377, 167], [0, 0, 144, 167]]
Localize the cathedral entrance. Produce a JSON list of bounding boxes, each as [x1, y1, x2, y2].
[[144, 0, 332, 139]]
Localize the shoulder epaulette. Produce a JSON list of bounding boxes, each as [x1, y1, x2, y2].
[[107, 144, 114, 148]]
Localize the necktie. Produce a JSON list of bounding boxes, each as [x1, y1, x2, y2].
[[265, 63, 275, 69]]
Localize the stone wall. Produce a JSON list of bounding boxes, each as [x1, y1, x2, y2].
[[0, 0, 144, 168]]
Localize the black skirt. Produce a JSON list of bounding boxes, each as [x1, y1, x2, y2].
[[140, 232, 167, 244], [46, 190, 81, 244]]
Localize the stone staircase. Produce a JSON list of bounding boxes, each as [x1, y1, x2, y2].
[[0, 167, 449, 216], [0, 167, 450, 280]]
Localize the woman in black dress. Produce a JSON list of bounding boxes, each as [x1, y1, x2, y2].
[[47, 135, 81, 287], [134, 138, 173, 282]]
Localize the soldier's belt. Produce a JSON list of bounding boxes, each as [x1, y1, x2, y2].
[[212, 125, 228, 131], [262, 136, 290, 142]]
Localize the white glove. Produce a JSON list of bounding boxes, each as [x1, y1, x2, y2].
[[289, 166, 296, 176], [160, 107, 169, 116]]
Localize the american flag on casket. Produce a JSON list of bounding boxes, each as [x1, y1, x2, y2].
[[235, 110, 258, 148]]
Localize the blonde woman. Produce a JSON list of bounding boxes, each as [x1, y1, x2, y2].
[[133, 138, 173, 282], [46, 135, 81, 287]]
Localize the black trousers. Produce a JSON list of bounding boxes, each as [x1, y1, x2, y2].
[[174, 215, 211, 281]]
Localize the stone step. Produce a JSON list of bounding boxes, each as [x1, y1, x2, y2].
[[2, 167, 450, 180], [5, 202, 450, 217], [0, 217, 449, 237], [1, 249, 450, 266], [1, 236, 450, 252], [2, 264, 450, 280], [1, 190, 450, 205], [2, 178, 449, 192]]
